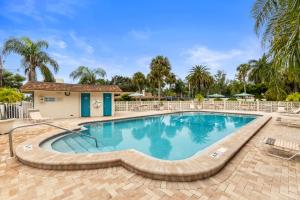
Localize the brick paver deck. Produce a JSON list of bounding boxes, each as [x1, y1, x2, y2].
[[0, 112, 300, 200]]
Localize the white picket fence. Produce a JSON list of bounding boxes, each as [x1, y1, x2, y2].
[[115, 101, 300, 113], [0, 101, 33, 120], [0, 101, 299, 120]]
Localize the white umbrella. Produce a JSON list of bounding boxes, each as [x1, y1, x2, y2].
[[129, 92, 143, 97]]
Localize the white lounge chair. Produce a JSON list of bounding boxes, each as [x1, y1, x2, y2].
[[276, 117, 300, 128], [264, 137, 300, 160], [281, 107, 300, 117], [292, 108, 300, 114], [189, 104, 195, 110], [28, 109, 49, 122], [197, 104, 202, 110]]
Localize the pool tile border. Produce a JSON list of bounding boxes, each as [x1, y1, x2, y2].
[[15, 111, 271, 182]]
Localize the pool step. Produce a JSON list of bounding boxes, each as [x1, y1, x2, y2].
[[63, 136, 90, 153], [52, 139, 75, 153], [72, 136, 99, 153]]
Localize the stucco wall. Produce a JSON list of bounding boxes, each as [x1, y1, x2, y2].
[[33, 91, 114, 119], [34, 91, 80, 118], [90, 92, 103, 117]]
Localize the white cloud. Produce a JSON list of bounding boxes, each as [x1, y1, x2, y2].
[[47, 38, 67, 49], [135, 56, 152, 71], [128, 30, 150, 40], [184, 46, 243, 68], [45, 0, 83, 18], [69, 32, 94, 54], [50, 52, 124, 82], [182, 38, 263, 78], [2, 0, 85, 22]]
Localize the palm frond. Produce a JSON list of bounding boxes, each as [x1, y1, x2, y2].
[[2, 38, 25, 55], [39, 64, 55, 82]]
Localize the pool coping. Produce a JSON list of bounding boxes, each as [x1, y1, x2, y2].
[[15, 110, 271, 182]]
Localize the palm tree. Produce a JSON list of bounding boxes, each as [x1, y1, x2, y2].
[[236, 64, 251, 93], [248, 54, 270, 84], [2, 37, 59, 82], [252, 0, 300, 90], [70, 66, 106, 84], [148, 55, 171, 100], [166, 72, 176, 89], [186, 65, 212, 96], [174, 79, 186, 98], [132, 72, 146, 93]]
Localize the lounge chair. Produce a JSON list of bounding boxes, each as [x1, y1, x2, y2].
[[281, 107, 300, 117], [189, 104, 195, 110], [292, 108, 300, 114], [197, 104, 202, 110], [264, 137, 300, 160], [28, 109, 49, 122], [276, 117, 300, 128], [277, 106, 286, 113]]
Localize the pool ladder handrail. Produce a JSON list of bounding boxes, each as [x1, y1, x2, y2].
[[78, 132, 99, 148], [7, 122, 98, 157]]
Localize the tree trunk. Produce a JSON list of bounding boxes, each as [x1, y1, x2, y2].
[[29, 67, 37, 82], [294, 82, 298, 93], [0, 56, 3, 87], [243, 77, 247, 93], [158, 81, 161, 101], [138, 86, 141, 101]]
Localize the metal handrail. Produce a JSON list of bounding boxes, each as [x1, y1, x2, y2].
[[7, 122, 98, 157], [78, 132, 98, 147]]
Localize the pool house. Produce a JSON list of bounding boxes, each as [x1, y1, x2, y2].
[[20, 81, 122, 119]]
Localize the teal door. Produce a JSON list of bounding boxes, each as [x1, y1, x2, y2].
[[103, 93, 112, 116], [81, 93, 90, 117]]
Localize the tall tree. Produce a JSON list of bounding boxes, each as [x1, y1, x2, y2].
[[186, 65, 212, 96], [132, 72, 146, 93], [248, 54, 270, 84], [236, 64, 251, 93], [2, 70, 25, 89], [174, 79, 187, 98], [70, 66, 106, 84], [2, 37, 59, 82], [111, 75, 137, 92], [166, 72, 176, 89], [252, 0, 300, 91], [148, 55, 171, 100], [213, 70, 227, 94]]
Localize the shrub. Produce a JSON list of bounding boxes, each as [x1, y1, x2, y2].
[[0, 88, 24, 103], [286, 93, 300, 102], [214, 98, 223, 101], [120, 93, 132, 101], [227, 97, 237, 101], [195, 94, 204, 102]]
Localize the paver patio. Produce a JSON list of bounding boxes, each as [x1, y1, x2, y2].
[[0, 112, 300, 200]]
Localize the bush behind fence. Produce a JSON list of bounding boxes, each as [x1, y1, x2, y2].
[[0, 102, 33, 120]]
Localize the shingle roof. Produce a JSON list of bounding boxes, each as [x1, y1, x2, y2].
[[20, 82, 122, 93]]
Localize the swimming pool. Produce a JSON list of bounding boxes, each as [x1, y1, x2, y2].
[[43, 112, 256, 160]]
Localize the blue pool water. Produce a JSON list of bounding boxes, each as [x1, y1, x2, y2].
[[48, 112, 256, 160]]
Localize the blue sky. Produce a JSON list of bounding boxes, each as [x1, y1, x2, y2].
[[0, 0, 263, 83]]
